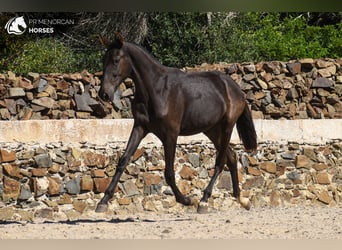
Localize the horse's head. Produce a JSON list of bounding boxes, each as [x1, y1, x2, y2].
[[98, 32, 132, 102]]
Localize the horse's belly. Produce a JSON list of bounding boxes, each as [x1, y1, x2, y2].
[[179, 119, 217, 135], [179, 103, 225, 135]]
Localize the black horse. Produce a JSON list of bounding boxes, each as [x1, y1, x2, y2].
[[96, 32, 257, 213]]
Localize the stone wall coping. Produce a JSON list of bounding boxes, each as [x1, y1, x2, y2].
[[0, 119, 341, 145]]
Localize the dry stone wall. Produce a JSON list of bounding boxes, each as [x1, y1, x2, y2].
[[187, 58, 342, 119], [0, 58, 341, 121], [0, 58, 341, 220], [0, 139, 341, 220]]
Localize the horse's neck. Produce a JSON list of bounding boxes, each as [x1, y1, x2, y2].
[[126, 43, 172, 115], [126, 43, 166, 96], [126, 43, 165, 81]]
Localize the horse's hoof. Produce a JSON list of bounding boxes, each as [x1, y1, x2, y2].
[[180, 196, 193, 206], [197, 202, 209, 214], [95, 203, 108, 213], [239, 197, 251, 211]]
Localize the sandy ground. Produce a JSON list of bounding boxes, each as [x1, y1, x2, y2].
[[1, 206, 342, 239]]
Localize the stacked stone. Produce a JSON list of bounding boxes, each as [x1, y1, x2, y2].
[[185, 58, 342, 119], [1, 58, 341, 121], [0, 70, 134, 120], [0, 140, 341, 220]]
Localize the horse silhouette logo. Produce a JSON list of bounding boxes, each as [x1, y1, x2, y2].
[[5, 16, 27, 35]]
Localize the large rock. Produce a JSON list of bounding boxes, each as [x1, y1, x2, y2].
[[0, 149, 16, 163], [260, 162, 277, 174], [32, 97, 55, 109], [217, 171, 232, 190], [83, 151, 106, 168], [81, 175, 94, 191], [188, 153, 200, 168], [312, 77, 334, 88], [27, 72, 40, 82], [122, 180, 140, 196], [74, 93, 93, 112], [295, 155, 312, 169], [47, 177, 61, 195], [318, 190, 333, 204], [73, 200, 87, 213], [179, 166, 197, 180], [286, 62, 301, 75], [65, 175, 81, 195], [177, 180, 191, 195], [3, 163, 22, 178], [8, 87, 25, 97], [316, 173, 330, 185], [3, 176, 21, 200], [316, 59, 334, 68], [317, 65, 336, 77], [0, 108, 10, 120], [94, 177, 112, 193], [34, 154, 53, 168], [242, 176, 264, 190], [41, 85, 57, 99], [143, 173, 162, 186], [19, 184, 33, 200], [31, 168, 48, 177], [32, 177, 49, 196], [37, 78, 48, 92]]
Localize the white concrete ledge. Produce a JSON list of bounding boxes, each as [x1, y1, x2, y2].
[[0, 119, 341, 145]]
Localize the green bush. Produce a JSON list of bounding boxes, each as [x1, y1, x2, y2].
[[146, 12, 210, 67], [146, 12, 342, 67], [7, 38, 103, 74], [250, 14, 339, 61], [2, 13, 341, 74], [9, 38, 77, 74], [72, 49, 103, 73]]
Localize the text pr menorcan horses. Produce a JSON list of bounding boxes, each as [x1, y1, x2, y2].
[[96, 33, 257, 213]]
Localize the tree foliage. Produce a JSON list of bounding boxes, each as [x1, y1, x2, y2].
[[145, 12, 341, 67], [9, 38, 76, 74], [1, 12, 341, 73]]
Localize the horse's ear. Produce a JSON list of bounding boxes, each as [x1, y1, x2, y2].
[[99, 34, 110, 48], [114, 31, 125, 48]]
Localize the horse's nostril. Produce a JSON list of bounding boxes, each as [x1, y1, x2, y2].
[[99, 89, 109, 101], [101, 93, 109, 101]]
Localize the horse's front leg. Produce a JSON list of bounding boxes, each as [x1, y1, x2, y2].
[[95, 125, 146, 213]]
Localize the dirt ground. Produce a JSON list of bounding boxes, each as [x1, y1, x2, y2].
[[1, 206, 342, 239]]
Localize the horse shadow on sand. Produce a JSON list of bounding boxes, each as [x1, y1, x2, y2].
[[0, 217, 192, 225]]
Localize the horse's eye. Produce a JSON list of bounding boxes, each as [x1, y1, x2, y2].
[[114, 57, 120, 64]]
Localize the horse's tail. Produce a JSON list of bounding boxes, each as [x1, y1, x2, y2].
[[236, 103, 257, 152]]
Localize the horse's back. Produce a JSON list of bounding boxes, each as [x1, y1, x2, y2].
[[166, 70, 244, 135], [177, 70, 244, 101]]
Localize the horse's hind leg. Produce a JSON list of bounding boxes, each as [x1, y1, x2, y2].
[[226, 146, 251, 210], [198, 126, 228, 213], [163, 136, 194, 206], [198, 148, 226, 213]]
